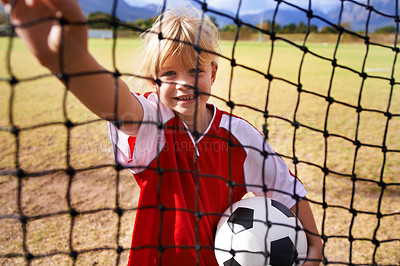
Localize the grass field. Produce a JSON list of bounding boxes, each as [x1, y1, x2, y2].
[[0, 35, 399, 265]]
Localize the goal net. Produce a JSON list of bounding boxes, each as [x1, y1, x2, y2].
[[0, 0, 399, 265]]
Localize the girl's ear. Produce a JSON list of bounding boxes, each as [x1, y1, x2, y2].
[[211, 63, 218, 85], [148, 78, 159, 91]]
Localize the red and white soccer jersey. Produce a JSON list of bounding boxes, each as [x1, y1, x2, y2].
[[108, 92, 307, 266]]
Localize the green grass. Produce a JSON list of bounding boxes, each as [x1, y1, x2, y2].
[[0, 36, 399, 265]]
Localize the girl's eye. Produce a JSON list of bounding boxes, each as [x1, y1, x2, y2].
[[163, 71, 175, 76], [190, 68, 203, 74]]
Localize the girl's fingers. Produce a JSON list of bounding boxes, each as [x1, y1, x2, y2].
[[41, 0, 86, 22], [1, 0, 11, 13]]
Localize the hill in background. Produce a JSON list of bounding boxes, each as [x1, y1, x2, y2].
[[0, 0, 397, 32]]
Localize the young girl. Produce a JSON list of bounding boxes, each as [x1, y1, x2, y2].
[[3, 0, 322, 265]]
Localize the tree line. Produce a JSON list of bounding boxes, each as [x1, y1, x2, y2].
[[0, 11, 396, 36], [86, 11, 396, 35], [220, 20, 396, 34]]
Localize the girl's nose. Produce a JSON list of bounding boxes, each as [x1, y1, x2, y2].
[[176, 77, 194, 90]]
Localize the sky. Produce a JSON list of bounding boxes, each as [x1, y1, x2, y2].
[[125, 0, 342, 14]]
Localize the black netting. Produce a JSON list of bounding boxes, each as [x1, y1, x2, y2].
[[1, 0, 399, 265]]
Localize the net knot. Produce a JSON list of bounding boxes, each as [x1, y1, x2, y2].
[[372, 238, 380, 247], [11, 126, 20, 136], [389, 78, 395, 86], [226, 100, 235, 109], [323, 130, 330, 138], [322, 167, 330, 175], [155, 167, 164, 175], [192, 130, 200, 139], [59, 17, 69, 26], [353, 140, 362, 148], [114, 207, 124, 217], [114, 163, 123, 172], [382, 145, 387, 153], [195, 211, 203, 219], [228, 139, 235, 147], [113, 70, 121, 78], [297, 84, 303, 92], [359, 72, 367, 80], [116, 246, 124, 254], [17, 168, 27, 179], [8, 76, 19, 85], [335, 25, 345, 33], [69, 251, 78, 260], [230, 58, 236, 67], [66, 167, 76, 177], [201, 2, 208, 11], [60, 72, 70, 83], [19, 214, 28, 224], [292, 120, 300, 129], [325, 96, 334, 104], [233, 18, 242, 27], [110, 18, 120, 28], [300, 46, 308, 53], [155, 78, 162, 86], [69, 208, 79, 218], [366, 5, 374, 11], [265, 73, 273, 81], [306, 10, 313, 18], [65, 119, 75, 129], [364, 36, 370, 45], [194, 44, 203, 53], [356, 105, 363, 113], [25, 253, 34, 261], [384, 112, 392, 119], [158, 245, 165, 253], [349, 208, 357, 216], [261, 151, 269, 159]]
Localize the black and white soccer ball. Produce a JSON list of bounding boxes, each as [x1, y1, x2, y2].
[[214, 197, 307, 266]]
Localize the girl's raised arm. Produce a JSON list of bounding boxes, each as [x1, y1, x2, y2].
[[2, 0, 143, 135]]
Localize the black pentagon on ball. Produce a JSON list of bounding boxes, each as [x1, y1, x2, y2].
[[228, 207, 254, 234], [271, 200, 295, 218], [223, 257, 242, 266], [270, 236, 298, 266]]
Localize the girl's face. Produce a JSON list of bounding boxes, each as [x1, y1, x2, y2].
[[153, 57, 218, 123]]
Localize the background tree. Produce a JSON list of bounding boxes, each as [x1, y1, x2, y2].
[[88, 11, 122, 29], [375, 25, 396, 33]]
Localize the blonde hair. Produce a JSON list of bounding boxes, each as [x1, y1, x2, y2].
[[137, 6, 220, 82]]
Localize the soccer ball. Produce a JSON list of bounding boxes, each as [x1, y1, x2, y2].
[[214, 197, 307, 266]]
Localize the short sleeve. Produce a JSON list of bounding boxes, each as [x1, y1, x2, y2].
[[107, 92, 174, 173], [220, 114, 307, 209], [246, 138, 307, 209]]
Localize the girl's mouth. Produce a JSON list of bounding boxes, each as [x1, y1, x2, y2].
[[176, 95, 196, 101]]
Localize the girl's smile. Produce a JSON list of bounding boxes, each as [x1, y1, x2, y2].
[[152, 57, 218, 133]]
